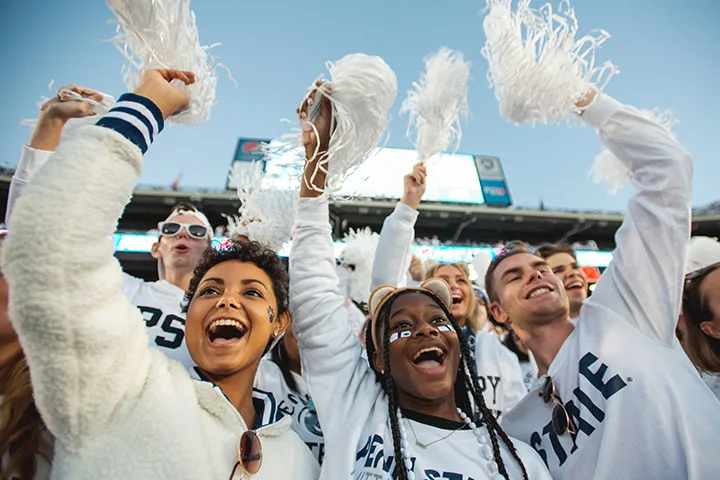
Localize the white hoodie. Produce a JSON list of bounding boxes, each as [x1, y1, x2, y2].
[[501, 94, 720, 479], [1, 98, 319, 480], [290, 197, 551, 480], [370, 200, 527, 420]]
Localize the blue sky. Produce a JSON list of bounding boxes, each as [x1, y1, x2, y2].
[[1, 0, 718, 211]]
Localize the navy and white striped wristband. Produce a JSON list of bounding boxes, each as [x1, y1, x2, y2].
[[95, 93, 164, 154]]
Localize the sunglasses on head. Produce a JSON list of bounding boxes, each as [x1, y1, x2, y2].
[[228, 430, 262, 479], [541, 376, 577, 436], [685, 262, 720, 286], [158, 221, 209, 240]]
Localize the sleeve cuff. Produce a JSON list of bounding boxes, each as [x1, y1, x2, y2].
[[395, 201, 420, 224], [16, 145, 53, 181], [295, 197, 330, 225], [581, 93, 625, 131], [95, 93, 164, 154]]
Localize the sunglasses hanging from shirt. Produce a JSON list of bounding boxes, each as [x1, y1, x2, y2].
[[158, 221, 210, 240], [541, 376, 577, 436], [228, 430, 262, 479]]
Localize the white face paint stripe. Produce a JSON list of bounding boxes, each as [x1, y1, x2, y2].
[[389, 331, 412, 343], [438, 324, 455, 332]]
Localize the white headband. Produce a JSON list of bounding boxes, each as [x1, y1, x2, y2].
[[165, 208, 213, 233]]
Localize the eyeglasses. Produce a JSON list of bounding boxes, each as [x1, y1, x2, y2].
[[228, 430, 262, 479], [541, 376, 576, 436], [158, 221, 209, 240]]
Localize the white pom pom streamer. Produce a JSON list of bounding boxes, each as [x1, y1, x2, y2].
[[341, 228, 380, 305], [21, 85, 116, 140], [107, 0, 224, 125], [273, 53, 398, 197], [589, 109, 678, 194], [228, 161, 298, 252], [240, 188, 297, 252], [229, 161, 265, 198], [400, 48, 471, 163], [471, 252, 492, 289], [481, 0, 618, 125]]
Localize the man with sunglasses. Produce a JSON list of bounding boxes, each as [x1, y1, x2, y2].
[[484, 90, 720, 480], [6, 88, 212, 370], [121, 202, 213, 367]]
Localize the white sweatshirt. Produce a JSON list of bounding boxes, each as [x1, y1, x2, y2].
[[254, 359, 326, 463], [1, 99, 319, 480], [502, 95, 720, 479], [290, 197, 552, 480], [371, 201, 528, 420], [8, 145, 194, 370]]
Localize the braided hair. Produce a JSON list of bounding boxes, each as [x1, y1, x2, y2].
[[365, 290, 529, 480]]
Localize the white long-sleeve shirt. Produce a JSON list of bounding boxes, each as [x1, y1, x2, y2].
[[1, 103, 319, 479], [290, 197, 551, 480], [370, 201, 528, 420], [502, 94, 720, 479], [7, 145, 194, 370]]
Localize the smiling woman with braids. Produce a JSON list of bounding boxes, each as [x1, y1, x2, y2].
[[289, 86, 550, 479]]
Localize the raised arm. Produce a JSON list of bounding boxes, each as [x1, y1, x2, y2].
[[6, 86, 104, 225], [290, 87, 382, 429], [0, 70, 194, 450], [371, 163, 426, 290], [580, 93, 692, 346]]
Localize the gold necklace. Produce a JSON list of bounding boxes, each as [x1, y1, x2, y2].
[[405, 418, 465, 449]]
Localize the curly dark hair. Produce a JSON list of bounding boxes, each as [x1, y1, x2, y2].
[[181, 240, 289, 315], [365, 290, 528, 480]]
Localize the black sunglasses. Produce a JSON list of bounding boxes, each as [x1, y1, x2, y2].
[[541, 376, 577, 436]]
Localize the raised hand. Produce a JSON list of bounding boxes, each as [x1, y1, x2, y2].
[[133, 69, 196, 120], [401, 162, 427, 210], [297, 81, 333, 161], [297, 81, 333, 197], [29, 84, 106, 151]]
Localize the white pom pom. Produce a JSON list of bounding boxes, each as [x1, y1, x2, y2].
[[401, 48, 471, 163], [589, 108, 677, 194], [481, 0, 618, 125], [341, 228, 380, 305], [471, 252, 492, 289], [227, 161, 297, 251], [107, 0, 225, 125], [272, 53, 398, 197], [229, 161, 265, 198], [240, 188, 297, 252]]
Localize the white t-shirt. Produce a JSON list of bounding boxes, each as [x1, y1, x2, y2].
[[354, 409, 550, 480], [122, 274, 194, 369], [474, 331, 528, 421], [254, 360, 325, 463], [502, 96, 720, 479]]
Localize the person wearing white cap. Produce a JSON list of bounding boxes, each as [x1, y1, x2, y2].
[[677, 236, 720, 400], [6, 85, 212, 370]]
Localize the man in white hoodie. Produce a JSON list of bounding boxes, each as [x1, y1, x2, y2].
[[486, 91, 720, 479], [6, 86, 211, 369]]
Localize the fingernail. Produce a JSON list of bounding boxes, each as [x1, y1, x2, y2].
[[301, 112, 307, 119]]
